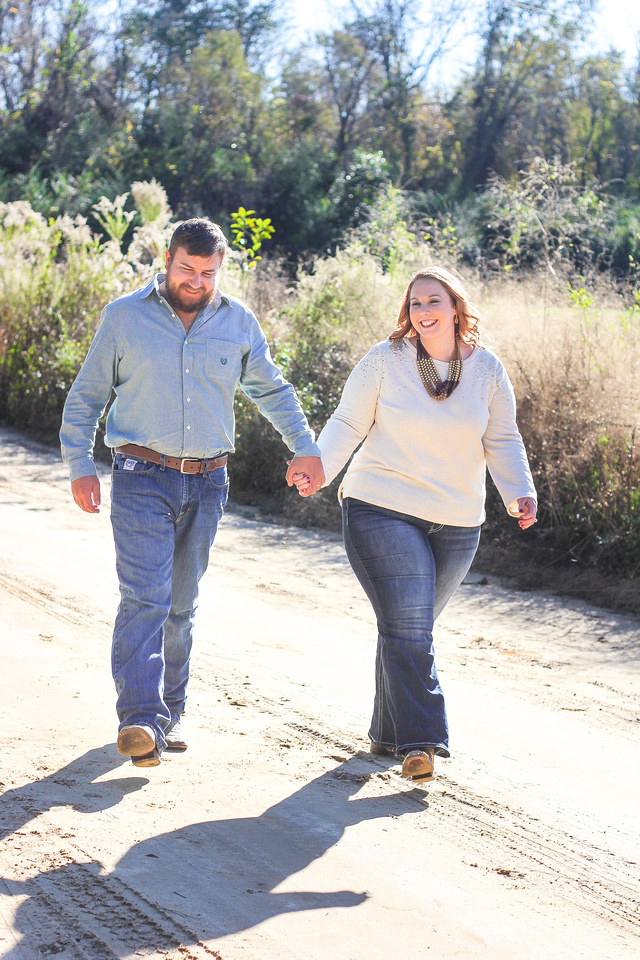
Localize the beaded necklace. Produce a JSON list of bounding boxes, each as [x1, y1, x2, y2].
[[415, 336, 463, 400]]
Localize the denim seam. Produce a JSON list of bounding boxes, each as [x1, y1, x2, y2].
[[347, 499, 388, 746], [375, 641, 384, 744]]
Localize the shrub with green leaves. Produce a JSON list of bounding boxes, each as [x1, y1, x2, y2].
[[1, 180, 638, 609], [0, 182, 175, 433], [465, 157, 635, 278]]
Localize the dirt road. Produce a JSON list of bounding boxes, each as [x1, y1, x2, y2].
[[0, 427, 639, 960]]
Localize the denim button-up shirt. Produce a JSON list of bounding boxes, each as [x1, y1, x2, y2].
[[60, 274, 319, 481]]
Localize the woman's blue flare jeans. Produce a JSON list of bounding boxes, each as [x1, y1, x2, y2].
[[342, 498, 481, 757]]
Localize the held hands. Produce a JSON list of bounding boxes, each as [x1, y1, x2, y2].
[[71, 475, 101, 514], [286, 456, 325, 498], [290, 472, 313, 496], [517, 497, 537, 530]]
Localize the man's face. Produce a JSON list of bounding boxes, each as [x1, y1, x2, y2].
[[164, 247, 224, 314]]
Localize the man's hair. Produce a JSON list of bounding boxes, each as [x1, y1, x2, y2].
[[168, 218, 228, 260]]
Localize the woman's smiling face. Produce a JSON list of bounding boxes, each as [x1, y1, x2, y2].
[[409, 278, 457, 349]]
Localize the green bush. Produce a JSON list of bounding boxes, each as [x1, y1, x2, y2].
[[0, 183, 173, 433], [1, 184, 638, 610]]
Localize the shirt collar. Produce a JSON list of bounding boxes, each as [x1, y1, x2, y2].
[[138, 275, 159, 299]]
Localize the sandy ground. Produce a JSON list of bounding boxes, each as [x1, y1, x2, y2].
[[0, 427, 639, 960]]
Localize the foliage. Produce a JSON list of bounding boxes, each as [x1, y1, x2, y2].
[[355, 184, 416, 272], [328, 150, 390, 232], [410, 157, 640, 281], [476, 276, 640, 602], [92, 194, 136, 245], [1, 183, 639, 606], [455, 0, 598, 194], [131, 179, 173, 226], [127, 179, 176, 267], [230, 207, 275, 270], [2, 0, 640, 267], [471, 157, 612, 274], [0, 183, 175, 432]]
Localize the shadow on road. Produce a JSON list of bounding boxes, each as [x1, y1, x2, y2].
[[0, 744, 144, 841], [1, 752, 425, 957]]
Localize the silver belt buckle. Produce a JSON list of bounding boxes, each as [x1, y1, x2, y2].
[[179, 458, 201, 474]]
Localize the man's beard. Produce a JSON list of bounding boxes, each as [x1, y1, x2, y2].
[[165, 275, 213, 315]]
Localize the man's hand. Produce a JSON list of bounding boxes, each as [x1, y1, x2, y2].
[[71, 475, 101, 514], [286, 456, 325, 497], [517, 497, 537, 530]]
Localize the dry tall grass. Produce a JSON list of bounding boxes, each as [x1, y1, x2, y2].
[[1, 190, 638, 611], [474, 276, 640, 609], [238, 257, 640, 613]]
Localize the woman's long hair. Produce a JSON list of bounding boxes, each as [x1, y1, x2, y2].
[[389, 266, 481, 346]]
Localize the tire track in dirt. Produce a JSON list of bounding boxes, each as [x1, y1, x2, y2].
[[0, 842, 224, 960], [2, 566, 639, 947], [0, 568, 106, 632], [189, 669, 640, 939], [2, 427, 640, 959]]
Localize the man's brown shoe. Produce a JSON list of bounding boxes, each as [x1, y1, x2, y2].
[[401, 748, 435, 783], [131, 747, 161, 767], [117, 724, 160, 766]]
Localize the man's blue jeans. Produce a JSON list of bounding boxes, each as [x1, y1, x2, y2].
[[342, 498, 481, 757], [110, 453, 228, 749]]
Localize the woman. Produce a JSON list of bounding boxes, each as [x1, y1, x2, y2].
[[292, 266, 537, 784]]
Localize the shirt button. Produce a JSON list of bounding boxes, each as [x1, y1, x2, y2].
[[187, 397, 191, 402], [185, 368, 190, 373], [187, 425, 191, 430]]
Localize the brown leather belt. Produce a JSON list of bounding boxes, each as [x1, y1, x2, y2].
[[115, 444, 228, 475]]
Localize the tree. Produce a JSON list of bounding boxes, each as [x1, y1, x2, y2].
[[570, 53, 628, 184], [348, 0, 469, 183], [0, 0, 49, 115], [457, 0, 597, 194], [319, 29, 380, 160], [127, 30, 266, 216], [218, 0, 282, 61], [120, 0, 280, 110], [0, 1, 119, 182]]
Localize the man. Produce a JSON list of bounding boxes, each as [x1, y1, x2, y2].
[[60, 218, 324, 767]]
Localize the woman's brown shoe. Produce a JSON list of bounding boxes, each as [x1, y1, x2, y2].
[[401, 749, 435, 783]]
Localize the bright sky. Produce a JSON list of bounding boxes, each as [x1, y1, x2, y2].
[[284, 0, 640, 83]]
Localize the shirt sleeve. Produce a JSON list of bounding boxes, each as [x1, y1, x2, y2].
[[59, 308, 119, 481], [239, 317, 320, 457], [482, 360, 537, 515], [316, 346, 383, 485]]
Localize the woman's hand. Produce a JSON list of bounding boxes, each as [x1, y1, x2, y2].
[[290, 471, 313, 497], [517, 497, 537, 530]]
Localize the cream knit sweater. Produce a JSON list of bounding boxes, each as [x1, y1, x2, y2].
[[317, 338, 536, 527]]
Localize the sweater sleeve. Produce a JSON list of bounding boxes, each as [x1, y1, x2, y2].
[[482, 360, 537, 515], [316, 346, 383, 485]]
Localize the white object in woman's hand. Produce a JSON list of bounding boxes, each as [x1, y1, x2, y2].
[[517, 497, 537, 530]]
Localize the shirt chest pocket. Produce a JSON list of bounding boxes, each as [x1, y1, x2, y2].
[[205, 339, 244, 382]]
